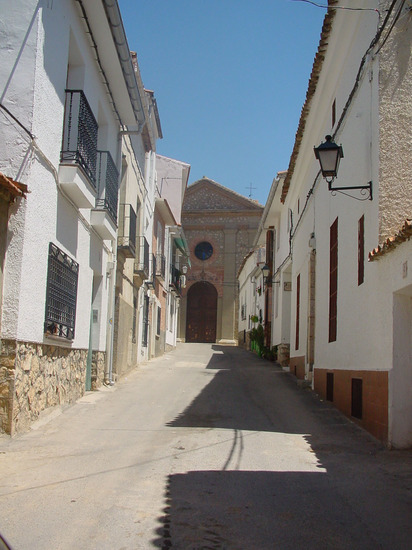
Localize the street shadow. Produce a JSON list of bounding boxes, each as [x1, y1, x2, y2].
[[159, 346, 412, 548], [167, 345, 353, 436], [151, 468, 408, 550]]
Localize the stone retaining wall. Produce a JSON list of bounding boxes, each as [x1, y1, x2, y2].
[[91, 351, 105, 390], [0, 339, 106, 435]]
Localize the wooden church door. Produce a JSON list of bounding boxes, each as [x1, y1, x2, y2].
[[186, 282, 217, 343]]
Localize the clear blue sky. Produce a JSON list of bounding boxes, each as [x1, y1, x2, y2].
[[118, 0, 326, 205]]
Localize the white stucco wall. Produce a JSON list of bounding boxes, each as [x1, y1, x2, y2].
[[0, 0, 135, 353], [279, 2, 392, 378], [156, 155, 190, 226], [365, 240, 412, 448]]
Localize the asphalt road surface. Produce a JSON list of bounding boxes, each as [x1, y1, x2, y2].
[[0, 344, 411, 549]]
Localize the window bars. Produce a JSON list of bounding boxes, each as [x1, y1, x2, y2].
[[44, 243, 79, 340]]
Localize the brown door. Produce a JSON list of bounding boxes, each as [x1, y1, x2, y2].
[[186, 282, 217, 343]]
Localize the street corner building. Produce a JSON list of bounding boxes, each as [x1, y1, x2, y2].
[[180, 178, 263, 345]]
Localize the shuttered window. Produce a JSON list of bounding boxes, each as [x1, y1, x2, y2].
[[329, 218, 338, 342], [295, 273, 300, 350], [358, 215, 365, 286], [266, 229, 274, 287]]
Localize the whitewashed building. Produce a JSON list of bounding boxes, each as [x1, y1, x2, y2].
[[152, 155, 190, 356], [0, 0, 148, 433], [113, 65, 163, 377], [237, 245, 267, 350], [264, 0, 412, 446]]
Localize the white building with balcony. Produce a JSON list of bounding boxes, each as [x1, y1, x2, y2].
[[0, 0, 147, 433]]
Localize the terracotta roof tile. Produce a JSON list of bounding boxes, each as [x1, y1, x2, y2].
[[280, 4, 337, 203], [0, 172, 28, 200], [368, 220, 412, 261]]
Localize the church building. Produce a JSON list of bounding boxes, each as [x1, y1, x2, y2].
[[180, 178, 263, 344]]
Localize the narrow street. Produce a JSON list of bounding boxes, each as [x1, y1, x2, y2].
[[0, 344, 411, 550]]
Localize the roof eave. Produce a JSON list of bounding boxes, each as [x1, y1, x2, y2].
[[280, 3, 337, 203]]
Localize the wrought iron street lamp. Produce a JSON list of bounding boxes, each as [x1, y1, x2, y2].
[[314, 135, 372, 200], [261, 263, 270, 290], [261, 263, 270, 278]]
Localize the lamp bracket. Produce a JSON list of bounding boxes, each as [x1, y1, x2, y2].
[[327, 180, 373, 201]]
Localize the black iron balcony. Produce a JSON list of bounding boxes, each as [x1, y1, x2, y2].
[[155, 253, 166, 280], [170, 265, 182, 294], [118, 203, 137, 258], [95, 150, 119, 224], [134, 236, 150, 280], [61, 90, 98, 188]]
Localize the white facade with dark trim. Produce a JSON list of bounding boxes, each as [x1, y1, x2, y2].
[[0, 0, 148, 433]]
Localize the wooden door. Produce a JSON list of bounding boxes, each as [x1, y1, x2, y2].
[[186, 282, 217, 343]]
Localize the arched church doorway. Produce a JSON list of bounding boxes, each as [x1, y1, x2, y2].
[[186, 281, 217, 343]]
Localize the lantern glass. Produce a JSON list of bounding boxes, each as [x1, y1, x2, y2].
[[314, 135, 344, 179], [261, 264, 270, 278]]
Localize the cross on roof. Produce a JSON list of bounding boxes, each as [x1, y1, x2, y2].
[[246, 183, 256, 198]]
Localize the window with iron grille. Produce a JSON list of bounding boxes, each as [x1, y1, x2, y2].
[[44, 243, 79, 340]]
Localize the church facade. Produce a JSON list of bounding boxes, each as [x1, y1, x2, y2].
[[180, 178, 263, 345]]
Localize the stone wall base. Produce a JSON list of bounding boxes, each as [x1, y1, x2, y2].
[[237, 330, 249, 349], [217, 339, 237, 346], [0, 339, 105, 435], [92, 351, 105, 390], [277, 343, 290, 367]]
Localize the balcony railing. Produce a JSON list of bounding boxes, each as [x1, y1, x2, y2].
[[134, 236, 149, 280], [95, 150, 119, 223], [61, 90, 98, 188], [170, 265, 182, 294], [155, 253, 166, 280], [118, 203, 137, 258]]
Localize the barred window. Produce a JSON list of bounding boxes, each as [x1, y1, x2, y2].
[[44, 243, 79, 340]]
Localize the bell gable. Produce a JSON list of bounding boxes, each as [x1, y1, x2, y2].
[[183, 178, 263, 212]]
